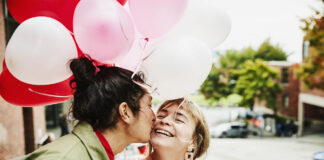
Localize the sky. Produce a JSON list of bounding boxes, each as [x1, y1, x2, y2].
[[210, 0, 323, 63]]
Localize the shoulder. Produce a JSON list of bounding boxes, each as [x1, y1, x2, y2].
[[23, 133, 90, 160]]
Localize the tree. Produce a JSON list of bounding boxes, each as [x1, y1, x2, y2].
[[254, 39, 287, 61], [200, 48, 255, 100], [233, 59, 282, 111], [296, 5, 324, 90], [200, 64, 232, 100], [200, 39, 287, 105]]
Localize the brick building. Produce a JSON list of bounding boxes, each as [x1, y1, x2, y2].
[[268, 60, 324, 136]]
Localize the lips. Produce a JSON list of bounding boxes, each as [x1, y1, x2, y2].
[[154, 128, 174, 137]]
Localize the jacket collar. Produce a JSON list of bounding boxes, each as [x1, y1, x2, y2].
[[72, 121, 110, 160]]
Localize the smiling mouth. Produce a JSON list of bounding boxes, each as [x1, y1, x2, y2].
[[154, 129, 174, 137]]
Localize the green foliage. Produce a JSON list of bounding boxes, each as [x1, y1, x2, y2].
[[296, 5, 324, 90], [200, 39, 287, 107], [200, 64, 233, 100], [218, 93, 243, 107], [188, 94, 219, 107], [219, 47, 256, 69], [254, 39, 287, 61], [233, 59, 282, 110]]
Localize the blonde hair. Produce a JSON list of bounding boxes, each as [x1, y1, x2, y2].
[[157, 98, 210, 159]]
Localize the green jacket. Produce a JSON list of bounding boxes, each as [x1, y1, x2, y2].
[[23, 121, 110, 160]]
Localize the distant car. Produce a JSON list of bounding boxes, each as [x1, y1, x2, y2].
[[313, 151, 324, 160], [210, 122, 248, 138]]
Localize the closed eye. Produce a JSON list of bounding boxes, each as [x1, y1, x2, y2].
[[157, 115, 165, 119], [176, 118, 185, 123]]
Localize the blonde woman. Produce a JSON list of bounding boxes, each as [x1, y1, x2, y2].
[[145, 98, 210, 160]]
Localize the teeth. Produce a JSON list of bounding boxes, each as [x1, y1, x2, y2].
[[155, 129, 173, 137]]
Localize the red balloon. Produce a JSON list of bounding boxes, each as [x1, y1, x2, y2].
[[6, 0, 79, 31], [0, 62, 73, 107], [117, 0, 127, 5]]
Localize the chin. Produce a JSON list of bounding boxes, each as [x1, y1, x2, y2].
[[135, 134, 150, 143], [150, 137, 174, 149]]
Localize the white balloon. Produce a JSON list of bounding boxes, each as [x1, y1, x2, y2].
[[141, 37, 212, 100], [5, 17, 78, 85], [166, 0, 231, 48]]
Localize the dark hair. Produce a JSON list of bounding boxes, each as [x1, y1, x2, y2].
[[69, 57, 146, 130]]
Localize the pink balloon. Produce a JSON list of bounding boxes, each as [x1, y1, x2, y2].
[[129, 0, 188, 38], [116, 36, 148, 71], [116, 31, 161, 71], [116, 39, 142, 71], [73, 0, 135, 63]]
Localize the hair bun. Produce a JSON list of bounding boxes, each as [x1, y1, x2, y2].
[[70, 57, 96, 89]]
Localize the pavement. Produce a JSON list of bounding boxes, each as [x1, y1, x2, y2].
[[201, 134, 324, 160]]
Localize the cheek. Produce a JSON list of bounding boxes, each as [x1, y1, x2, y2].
[[174, 123, 195, 140], [175, 126, 192, 139], [143, 108, 154, 119]]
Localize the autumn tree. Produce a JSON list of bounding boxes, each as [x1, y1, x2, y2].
[[296, 4, 324, 90]]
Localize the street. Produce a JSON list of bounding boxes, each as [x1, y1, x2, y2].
[[202, 136, 324, 160]]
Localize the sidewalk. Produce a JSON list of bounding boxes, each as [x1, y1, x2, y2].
[[297, 134, 324, 146]]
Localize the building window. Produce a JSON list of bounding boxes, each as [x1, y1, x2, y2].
[[303, 41, 309, 60], [281, 67, 289, 83], [282, 95, 289, 109]]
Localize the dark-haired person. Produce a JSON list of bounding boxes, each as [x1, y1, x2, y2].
[[23, 57, 156, 160]]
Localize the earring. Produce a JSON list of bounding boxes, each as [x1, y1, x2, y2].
[[185, 152, 193, 160], [185, 148, 195, 160]]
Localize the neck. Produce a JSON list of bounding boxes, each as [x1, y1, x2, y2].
[[101, 126, 132, 155], [150, 147, 186, 160]]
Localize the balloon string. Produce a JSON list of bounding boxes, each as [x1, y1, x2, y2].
[[130, 38, 159, 95], [139, 38, 149, 50], [28, 88, 72, 98], [142, 49, 155, 61], [131, 38, 150, 79], [173, 99, 192, 143], [119, 15, 129, 41], [131, 59, 143, 80], [174, 99, 185, 121]]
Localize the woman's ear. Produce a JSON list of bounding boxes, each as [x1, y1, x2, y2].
[[118, 102, 133, 124]]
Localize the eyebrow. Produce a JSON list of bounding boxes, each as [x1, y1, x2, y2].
[[159, 108, 188, 120]]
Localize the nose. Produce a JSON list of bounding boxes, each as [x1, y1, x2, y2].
[[160, 115, 172, 126]]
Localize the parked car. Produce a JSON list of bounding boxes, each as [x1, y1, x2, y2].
[[210, 122, 248, 138], [313, 151, 324, 160]]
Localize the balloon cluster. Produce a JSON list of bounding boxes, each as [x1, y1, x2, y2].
[[0, 0, 231, 106]]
